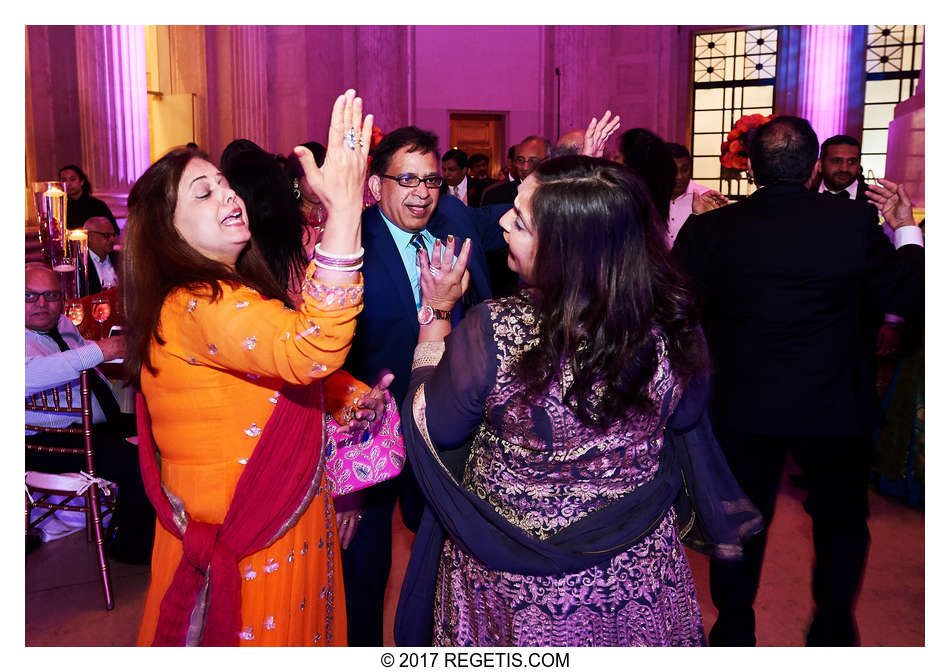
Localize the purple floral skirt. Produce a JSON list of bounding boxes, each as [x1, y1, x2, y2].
[[432, 509, 705, 646]]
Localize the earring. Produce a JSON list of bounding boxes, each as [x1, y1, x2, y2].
[[293, 179, 301, 201]]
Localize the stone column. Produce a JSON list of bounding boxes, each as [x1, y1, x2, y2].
[[228, 25, 269, 146], [74, 25, 150, 199], [353, 26, 409, 132], [796, 25, 865, 143]]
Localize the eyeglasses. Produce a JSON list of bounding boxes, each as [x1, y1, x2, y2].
[[25, 290, 64, 303], [87, 230, 117, 239], [381, 174, 443, 189], [514, 156, 545, 165]]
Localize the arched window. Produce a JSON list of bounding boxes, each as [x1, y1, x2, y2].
[[690, 27, 777, 199], [861, 25, 924, 180]]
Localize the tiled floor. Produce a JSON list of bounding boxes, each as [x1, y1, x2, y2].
[[25, 465, 924, 646]]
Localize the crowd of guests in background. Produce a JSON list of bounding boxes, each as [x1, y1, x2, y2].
[[26, 90, 923, 648]]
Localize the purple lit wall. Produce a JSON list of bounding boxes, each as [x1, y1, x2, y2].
[[414, 26, 547, 152], [798, 25, 852, 143], [75, 26, 150, 194]]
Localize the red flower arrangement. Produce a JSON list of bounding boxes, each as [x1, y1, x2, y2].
[[370, 125, 386, 150], [720, 113, 776, 180]]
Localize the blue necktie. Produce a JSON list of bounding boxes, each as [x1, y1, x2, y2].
[[410, 233, 427, 256]]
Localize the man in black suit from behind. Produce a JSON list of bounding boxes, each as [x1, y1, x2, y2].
[[672, 116, 923, 646]]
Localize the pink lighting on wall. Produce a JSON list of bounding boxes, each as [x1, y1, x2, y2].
[[799, 25, 852, 143], [75, 25, 150, 192]]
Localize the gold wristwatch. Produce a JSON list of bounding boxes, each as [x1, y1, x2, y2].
[[417, 304, 452, 325]]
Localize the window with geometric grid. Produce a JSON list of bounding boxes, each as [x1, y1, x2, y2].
[[690, 27, 778, 198], [861, 25, 924, 181]]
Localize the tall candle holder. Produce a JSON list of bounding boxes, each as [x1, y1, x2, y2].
[[67, 229, 89, 298], [32, 181, 70, 269]]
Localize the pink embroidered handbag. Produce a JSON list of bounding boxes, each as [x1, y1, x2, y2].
[[324, 392, 405, 496]]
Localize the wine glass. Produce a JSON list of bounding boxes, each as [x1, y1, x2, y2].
[[66, 300, 84, 327], [91, 296, 111, 338]]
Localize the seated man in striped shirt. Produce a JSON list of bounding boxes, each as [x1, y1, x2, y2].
[[25, 262, 154, 563]]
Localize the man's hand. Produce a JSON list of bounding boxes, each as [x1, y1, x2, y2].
[[581, 110, 621, 158], [692, 189, 729, 214], [96, 335, 126, 362], [334, 491, 365, 550], [866, 178, 917, 230]]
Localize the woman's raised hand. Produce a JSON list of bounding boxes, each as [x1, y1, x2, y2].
[[294, 90, 373, 254], [418, 236, 472, 312]]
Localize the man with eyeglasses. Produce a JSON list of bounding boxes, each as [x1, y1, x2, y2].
[[25, 263, 154, 563], [339, 125, 509, 646], [83, 216, 120, 293], [479, 136, 550, 297], [482, 135, 551, 207]]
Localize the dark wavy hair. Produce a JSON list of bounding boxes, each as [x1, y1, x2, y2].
[[121, 146, 286, 387], [616, 128, 677, 222], [221, 141, 304, 298], [514, 155, 708, 430], [59, 164, 92, 197], [748, 116, 818, 186]]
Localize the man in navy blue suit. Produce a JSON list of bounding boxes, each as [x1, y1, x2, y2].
[[341, 126, 509, 646]]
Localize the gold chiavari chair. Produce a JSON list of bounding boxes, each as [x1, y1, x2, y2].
[[26, 370, 116, 610]]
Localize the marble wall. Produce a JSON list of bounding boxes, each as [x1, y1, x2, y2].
[[26, 24, 918, 226]]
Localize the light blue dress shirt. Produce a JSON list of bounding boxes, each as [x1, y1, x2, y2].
[[25, 314, 108, 430], [381, 212, 438, 309]]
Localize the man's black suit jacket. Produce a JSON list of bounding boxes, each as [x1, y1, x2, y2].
[[672, 182, 923, 438], [344, 197, 509, 404], [439, 177, 495, 208], [86, 250, 119, 295], [480, 179, 519, 206]]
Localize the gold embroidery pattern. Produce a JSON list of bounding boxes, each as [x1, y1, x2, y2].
[[412, 341, 446, 370], [459, 292, 681, 539]]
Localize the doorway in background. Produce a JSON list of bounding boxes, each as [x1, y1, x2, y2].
[[449, 112, 506, 181]]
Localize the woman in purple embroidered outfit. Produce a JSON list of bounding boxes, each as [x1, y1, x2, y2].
[[401, 154, 711, 646]]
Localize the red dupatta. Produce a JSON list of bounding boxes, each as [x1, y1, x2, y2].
[[136, 382, 325, 646]]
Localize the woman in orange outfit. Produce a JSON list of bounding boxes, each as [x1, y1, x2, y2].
[[123, 90, 373, 646]]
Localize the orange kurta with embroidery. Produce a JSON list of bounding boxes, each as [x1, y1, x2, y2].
[[137, 269, 362, 646]]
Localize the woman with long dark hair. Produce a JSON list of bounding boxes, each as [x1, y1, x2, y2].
[[220, 140, 399, 550], [395, 155, 757, 646], [124, 90, 373, 646], [614, 127, 677, 223], [59, 163, 119, 232]]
